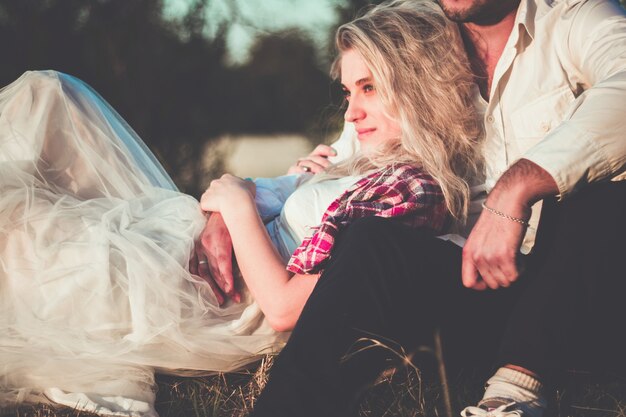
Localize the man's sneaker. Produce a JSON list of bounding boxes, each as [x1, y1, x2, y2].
[[460, 397, 542, 417]]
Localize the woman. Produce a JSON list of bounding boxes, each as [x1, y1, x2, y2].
[[0, 1, 479, 415], [198, 0, 480, 330]]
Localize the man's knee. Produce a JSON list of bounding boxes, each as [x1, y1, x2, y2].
[[556, 181, 626, 224]]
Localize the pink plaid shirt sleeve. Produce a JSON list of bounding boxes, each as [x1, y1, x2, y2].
[[287, 165, 447, 274]]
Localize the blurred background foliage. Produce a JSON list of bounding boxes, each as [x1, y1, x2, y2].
[[0, 0, 380, 195], [6, 0, 617, 195]]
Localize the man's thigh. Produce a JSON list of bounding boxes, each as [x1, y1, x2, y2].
[[499, 181, 626, 375]]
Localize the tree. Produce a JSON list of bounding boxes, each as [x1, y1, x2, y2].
[[231, 30, 332, 137], [0, 0, 232, 194], [0, 0, 338, 195]]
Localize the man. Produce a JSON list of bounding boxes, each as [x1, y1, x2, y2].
[[196, 0, 626, 415]]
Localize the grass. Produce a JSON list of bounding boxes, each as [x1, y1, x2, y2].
[[2, 356, 625, 417]]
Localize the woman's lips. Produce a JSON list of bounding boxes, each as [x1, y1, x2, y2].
[[356, 128, 376, 138]]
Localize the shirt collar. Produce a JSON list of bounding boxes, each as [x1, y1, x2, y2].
[[515, 0, 565, 42], [514, 0, 536, 42]]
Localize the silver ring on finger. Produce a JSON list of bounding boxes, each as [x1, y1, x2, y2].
[[198, 260, 208, 265]]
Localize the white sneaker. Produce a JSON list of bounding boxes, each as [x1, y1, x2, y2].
[[460, 397, 542, 417]]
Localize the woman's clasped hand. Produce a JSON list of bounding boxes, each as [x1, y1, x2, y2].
[[200, 174, 256, 214]]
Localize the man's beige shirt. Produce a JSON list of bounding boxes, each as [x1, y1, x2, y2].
[[331, 0, 626, 252]]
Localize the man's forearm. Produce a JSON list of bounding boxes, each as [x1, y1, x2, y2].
[[486, 159, 559, 215]]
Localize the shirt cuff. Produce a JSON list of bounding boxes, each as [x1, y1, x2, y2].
[[522, 122, 612, 200]]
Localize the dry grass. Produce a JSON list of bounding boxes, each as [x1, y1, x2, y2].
[[0, 405, 100, 417], [2, 357, 625, 417], [154, 355, 275, 417]]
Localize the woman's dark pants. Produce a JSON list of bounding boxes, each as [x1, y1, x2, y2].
[[251, 181, 626, 417]]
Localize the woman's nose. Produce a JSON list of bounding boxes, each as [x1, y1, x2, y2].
[[344, 97, 365, 123]]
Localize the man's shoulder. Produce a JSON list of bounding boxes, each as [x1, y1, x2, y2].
[[525, 0, 625, 46], [533, 0, 625, 24]]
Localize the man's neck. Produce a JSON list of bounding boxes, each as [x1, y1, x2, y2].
[[461, 10, 518, 100]]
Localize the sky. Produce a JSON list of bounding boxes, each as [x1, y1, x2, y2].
[[163, 0, 342, 64]]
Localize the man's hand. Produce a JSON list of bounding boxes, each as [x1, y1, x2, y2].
[[189, 212, 241, 304], [462, 208, 528, 290], [462, 159, 558, 290], [287, 144, 337, 175]]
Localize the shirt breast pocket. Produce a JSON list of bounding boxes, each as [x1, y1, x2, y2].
[[509, 86, 575, 153]]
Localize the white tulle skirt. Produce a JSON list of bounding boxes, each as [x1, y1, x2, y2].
[[0, 71, 287, 416]]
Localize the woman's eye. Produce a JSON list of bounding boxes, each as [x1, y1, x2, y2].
[[342, 89, 351, 100], [363, 84, 375, 93]]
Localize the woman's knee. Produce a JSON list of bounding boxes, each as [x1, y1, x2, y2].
[[321, 217, 445, 290], [331, 217, 432, 259]]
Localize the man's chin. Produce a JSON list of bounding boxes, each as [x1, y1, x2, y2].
[[436, 0, 520, 25], [436, 0, 479, 21]]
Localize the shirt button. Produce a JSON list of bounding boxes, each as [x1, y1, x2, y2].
[[487, 115, 495, 123], [540, 121, 550, 132]]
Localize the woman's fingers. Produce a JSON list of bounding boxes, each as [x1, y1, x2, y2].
[[305, 155, 334, 169], [311, 144, 337, 158], [295, 156, 330, 174], [287, 145, 337, 174]]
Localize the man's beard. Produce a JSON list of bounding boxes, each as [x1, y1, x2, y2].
[[436, 0, 520, 25]]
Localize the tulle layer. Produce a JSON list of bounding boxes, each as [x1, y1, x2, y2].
[[0, 71, 286, 416]]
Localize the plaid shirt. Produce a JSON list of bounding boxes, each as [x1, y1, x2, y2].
[[287, 164, 447, 274]]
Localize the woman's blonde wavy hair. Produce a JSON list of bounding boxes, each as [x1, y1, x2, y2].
[[325, 0, 481, 221]]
